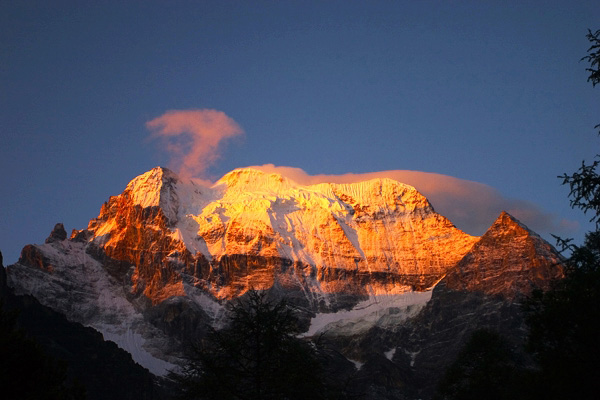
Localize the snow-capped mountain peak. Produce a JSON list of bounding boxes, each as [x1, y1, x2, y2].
[[125, 166, 177, 205], [6, 166, 564, 378]]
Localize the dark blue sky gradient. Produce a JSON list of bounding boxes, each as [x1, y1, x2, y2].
[[1, 1, 599, 264]]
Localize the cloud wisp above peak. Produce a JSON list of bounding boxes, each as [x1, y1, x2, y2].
[[147, 109, 243, 179], [247, 164, 577, 238]]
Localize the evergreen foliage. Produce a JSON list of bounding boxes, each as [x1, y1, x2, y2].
[[434, 329, 527, 400], [582, 29, 600, 88], [523, 29, 600, 397], [523, 252, 600, 399], [172, 290, 329, 400]]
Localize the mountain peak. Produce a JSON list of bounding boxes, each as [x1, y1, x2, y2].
[[487, 211, 538, 239], [119, 167, 181, 225], [442, 211, 563, 298], [45, 223, 67, 243], [125, 167, 178, 204], [6, 167, 565, 381], [215, 168, 295, 192], [496, 210, 523, 225]]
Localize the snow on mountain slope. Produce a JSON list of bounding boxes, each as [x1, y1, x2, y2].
[[7, 239, 178, 376], [81, 167, 478, 302], [302, 289, 433, 337], [125, 166, 477, 267]]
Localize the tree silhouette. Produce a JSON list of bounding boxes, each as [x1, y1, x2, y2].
[[521, 27, 600, 400], [434, 329, 528, 400], [581, 29, 600, 88], [172, 290, 329, 400]]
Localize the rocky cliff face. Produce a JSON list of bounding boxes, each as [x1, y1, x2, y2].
[[444, 211, 564, 298], [5, 167, 564, 390], [75, 166, 478, 304]]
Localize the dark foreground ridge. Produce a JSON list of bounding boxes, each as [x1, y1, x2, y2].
[[0, 251, 168, 400]]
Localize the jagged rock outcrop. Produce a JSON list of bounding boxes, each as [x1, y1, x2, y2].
[[7, 233, 188, 376], [45, 222, 67, 243], [443, 211, 564, 298]]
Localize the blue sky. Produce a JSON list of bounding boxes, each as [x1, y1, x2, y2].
[[1, 1, 599, 264]]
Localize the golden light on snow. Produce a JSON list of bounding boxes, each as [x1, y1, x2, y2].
[[246, 164, 570, 236], [102, 167, 478, 300]]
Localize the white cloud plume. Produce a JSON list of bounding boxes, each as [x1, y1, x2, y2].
[[147, 109, 243, 178]]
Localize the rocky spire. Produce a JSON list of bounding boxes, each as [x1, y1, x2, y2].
[[443, 211, 563, 299], [45, 223, 67, 243]]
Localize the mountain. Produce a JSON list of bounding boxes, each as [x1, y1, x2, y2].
[[4, 167, 563, 398], [444, 211, 563, 298], [82, 166, 477, 301]]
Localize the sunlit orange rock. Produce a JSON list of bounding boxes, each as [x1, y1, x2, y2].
[[444, 211, 564, 298], [76, 167, 479, 303]]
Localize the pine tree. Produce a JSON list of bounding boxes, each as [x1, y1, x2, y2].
[[521, 28, 600, 400], [173, 290, 329, 400]]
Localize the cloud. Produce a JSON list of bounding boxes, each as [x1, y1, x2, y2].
[[147, 109, 243, 178], [248, 164, 578, 238]]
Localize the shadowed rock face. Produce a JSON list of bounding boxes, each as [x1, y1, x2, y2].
[[46, 223, 67, 243], [0, 252, 167, 400]]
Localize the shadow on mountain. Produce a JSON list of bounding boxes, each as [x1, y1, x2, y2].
[[0, 251, 168, 400]]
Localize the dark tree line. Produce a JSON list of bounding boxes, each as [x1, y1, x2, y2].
[[523, 29, 600, 399]]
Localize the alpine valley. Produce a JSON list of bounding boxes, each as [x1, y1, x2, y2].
[[3, 167, 564, 399]]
